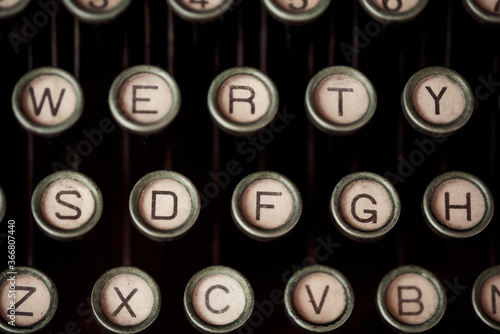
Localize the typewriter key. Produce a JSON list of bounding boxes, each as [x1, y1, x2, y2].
[[472, 266, 500, 331], [262, 0, 331, 25], [91, 266, 161, 333], [12, 67, 83, 138], [463, 0, 500, 25], [109, 65, 181, 136], [0, 187, 5, 223], [402, 66, 474, 137], [62, 0, 131, 24], [330, 172, 400, 242], [0, 0, 30, 19], [0, 267, 58, 334], [31, 170, 103, 241], [359, 0, 428, 24], [184, 266, 254, 333], [167, 0, 235, 23], [305, 66, 377, 136], [208, 66, 279, 136], [231, 171, 302, 241], [129, 170, 200, 241], [376, 265, 446, 333], [422, 171, 494, 239], [284, 265, 354, 332]]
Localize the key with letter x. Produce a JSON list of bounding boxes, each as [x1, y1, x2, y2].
[[92, 266, 161, 333]]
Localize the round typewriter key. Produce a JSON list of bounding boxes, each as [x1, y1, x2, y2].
[[0, 187, 5, 223], [109, 65, 180, 136], [31, 170, 103, 241], [330, 172, 400, 242], [208, 66, 279, 136], [473, 266, 500, 331], [284, 265, 354, 332], [231, 171, 302, 241], [0, 267, 58, 333], [129, 170, 200, 242], [184, 266, 254, 333], [359, 0, 428, 24], [463, 0, 500, 25], [62, 0, 131, 24], [12, 67, 83, 138], [92, 266, 161, 333], [422, 171, 494, 239], [376, 265, 446, 333], [402, 66, 474, 137], [167, 0, 234, 23], [0, 0, 30, 19], [262, 0, 331, 25], [305, 66, 377, 136]]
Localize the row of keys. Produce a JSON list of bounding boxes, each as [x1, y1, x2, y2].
[[3, 168, 493, 241], [1, 264, 499, 333], [13, 65, 477, 138], [2, 0, 500, 26]]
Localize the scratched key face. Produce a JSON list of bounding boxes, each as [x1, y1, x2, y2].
[[192, 273, 246, 326], [117, 72, 174, 124], [293, 272, 347, 324], [239, 179, 294, 230], [385, 273, 439, 325], [99, 274, 155, 326], [0, 274, 52, 327], [217, 74, 271, 124], [40, 178, 96, 231], [413, 75, 466, 125], [21, 75, 78, 126]]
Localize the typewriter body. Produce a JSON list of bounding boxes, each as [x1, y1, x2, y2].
[[0, 0, 499, 333]]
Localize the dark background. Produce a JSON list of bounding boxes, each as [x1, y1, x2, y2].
[[0, 0, 499, 333]]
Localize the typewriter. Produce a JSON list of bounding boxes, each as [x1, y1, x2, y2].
[[0, 0, 499, 333]]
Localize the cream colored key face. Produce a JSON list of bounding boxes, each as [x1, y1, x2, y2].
[[385, 273, 439, 325], [118, 73, 173, 124], [239, 179, 293, 230], [0, 0, 22, 9], [21, 75, 78, 127], [371, 0, 420, 12], [480, 274, 500, 324], [274, 0, 322, 11], [192, 274, 246, 326], [72, 0, 123, 10], [139, 179, 193, 231], [40, 179, 96, 230], [475, 0, 500, 14], [430, 178, 486, 231], [339, 179, 393, 232], [293, 272, 346, 324], [232, 171, 302, 240], [0, 275, 51, 327], [217, 74, 271, 124], [284, 265, 354, 332], [315, 74, 369, 125], [177, 0, 227, 11], [413, 75, 466, 125], [100, 274, 155, 326]]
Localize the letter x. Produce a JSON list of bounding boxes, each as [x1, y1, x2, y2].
[[112, 287, 138, 318]]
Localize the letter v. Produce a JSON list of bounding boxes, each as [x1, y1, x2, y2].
[[305, 284, 329, 315]]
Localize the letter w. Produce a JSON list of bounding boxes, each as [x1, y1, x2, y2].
[[29, 87, 66, 116]]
